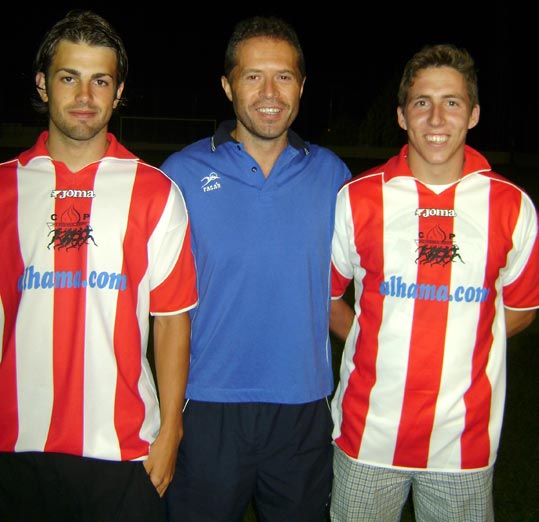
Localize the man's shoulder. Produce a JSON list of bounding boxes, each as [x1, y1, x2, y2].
[[159, 136, 217, 190], [163, 136, 213, 164], [301, 143, 352, 181], [306, 142, 345, 162]]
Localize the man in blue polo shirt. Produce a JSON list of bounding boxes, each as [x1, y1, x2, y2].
[[162, 15, 351, 522]]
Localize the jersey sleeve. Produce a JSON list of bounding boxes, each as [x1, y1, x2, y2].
[[149, 183, 198, 315], [502, 192, 539, 309], [331, 185, 354, 298]]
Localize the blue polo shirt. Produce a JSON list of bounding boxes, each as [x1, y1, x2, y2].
[[161, 121, 351, 403]]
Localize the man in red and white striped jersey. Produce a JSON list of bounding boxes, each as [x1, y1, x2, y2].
[[329, 44, 539, 522], [0, 10, 197, 522]]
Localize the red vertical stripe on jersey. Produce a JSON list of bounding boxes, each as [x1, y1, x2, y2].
[[336, 179, 386, 458], [45, 164, 98, 454], [393, 184, 455, 468], [113, 168, 169, 460], [460, 181, 519, 467], [0, 162, 24, 450]]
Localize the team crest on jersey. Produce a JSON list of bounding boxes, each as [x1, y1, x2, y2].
[[200, 171, 221, 192], [415, 224, 464, 266], [47, 205, 97, 250]]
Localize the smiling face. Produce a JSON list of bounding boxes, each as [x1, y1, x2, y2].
[[397, 65, 480, 184], [36, 40, 124, 144], [221, 36, 305, 144]]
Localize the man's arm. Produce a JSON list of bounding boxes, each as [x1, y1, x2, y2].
[[330, 297, 355, 342], [143, 312, 191, 497], [505, 307, 537, 338]]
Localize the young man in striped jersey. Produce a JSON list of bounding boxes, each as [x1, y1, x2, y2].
[[329, 43, 539, 521], [0, 10, 197, 522]]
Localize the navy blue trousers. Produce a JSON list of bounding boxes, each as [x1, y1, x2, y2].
[[0, 451, 165, 522], [166, 399, 333, 522]]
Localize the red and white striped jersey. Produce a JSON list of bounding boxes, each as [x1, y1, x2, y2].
[[0, 132, 197, 461], [331, 145, 539, 471]]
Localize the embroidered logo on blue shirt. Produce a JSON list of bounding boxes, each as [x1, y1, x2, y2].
[[201, 172, 221, 192]]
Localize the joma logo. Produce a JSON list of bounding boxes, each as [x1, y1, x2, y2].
[[51, 189, 96, 199], [415, 208, 456, 218]]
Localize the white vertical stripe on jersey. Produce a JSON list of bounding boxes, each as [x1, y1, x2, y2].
[[503, 187, 538, 285], [82, 160, 138, 459], [330, 188, 356, 443], [427, 175, 490, 468], [358, 179, 419, 463], [137, 186, 186, 445], [15, 161, 56, 451]]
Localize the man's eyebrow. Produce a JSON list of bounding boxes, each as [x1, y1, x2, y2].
[[91, 72, 115, 79], [55, 67, 81, 76], [54, 68, 114, 79], [410, 93, 465, 100]]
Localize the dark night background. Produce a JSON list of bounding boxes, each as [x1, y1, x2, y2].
[[1, 4, 538, 520], [1, 1, 536, 155]]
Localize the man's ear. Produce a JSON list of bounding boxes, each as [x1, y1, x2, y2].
[[397, 106, 407, 131], [221, 75, 233, 102], [468, 104, 480, 130], [113, 82, 125, 109], [35, 72, 48, 102], [299, 76, 305, 99]]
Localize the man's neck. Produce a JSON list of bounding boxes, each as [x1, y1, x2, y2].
[[46, 127, 110, 172]]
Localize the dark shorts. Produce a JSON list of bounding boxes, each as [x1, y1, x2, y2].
[[166, 399, 334, 522], [0, 451, 165, 522]]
